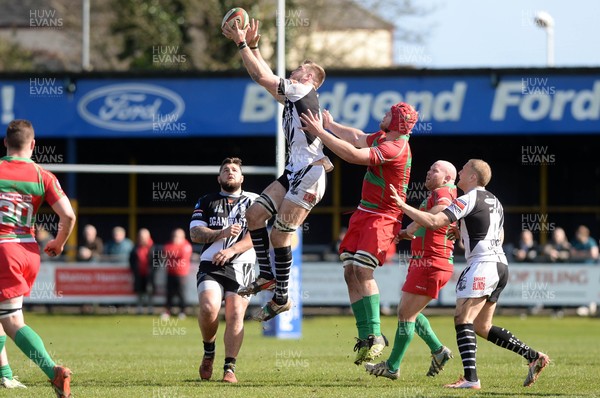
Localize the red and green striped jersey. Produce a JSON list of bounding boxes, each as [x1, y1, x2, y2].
[[358, 131, 411, 217], [0, 156, 65, 243], [411, 184, 457, 270]]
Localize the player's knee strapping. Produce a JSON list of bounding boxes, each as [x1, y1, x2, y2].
[[353, 250, 379, 270], [273, 215, 297, 233], [340, 252, 355, 267], [0, 302, 23, 319], [255, 193, 278, 218]]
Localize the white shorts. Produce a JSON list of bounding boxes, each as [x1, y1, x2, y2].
[[455, 261, 508, 302], [282, 164, 327, 211]]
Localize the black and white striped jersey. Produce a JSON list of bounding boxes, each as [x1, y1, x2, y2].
[[278, 78, 325, 173], [190, 191, 258, 267], [443, 187, 508, 265]]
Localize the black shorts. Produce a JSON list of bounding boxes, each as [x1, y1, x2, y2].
[[196, 271, 241, 294], [197, 261, 255, 293]]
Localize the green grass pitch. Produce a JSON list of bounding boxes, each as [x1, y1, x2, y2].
[[1, 312, 598, 397]]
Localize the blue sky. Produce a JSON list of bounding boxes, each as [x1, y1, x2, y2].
[[390, 0, 600, 68]]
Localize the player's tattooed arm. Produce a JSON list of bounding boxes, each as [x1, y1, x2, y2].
[[190, 226, 223, 244], [249, 71, 261, 82]]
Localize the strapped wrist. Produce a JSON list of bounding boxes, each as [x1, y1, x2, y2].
[[237, 41, 247, 50]]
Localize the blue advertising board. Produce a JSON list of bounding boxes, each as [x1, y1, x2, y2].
[[1, 71, 599, 137]]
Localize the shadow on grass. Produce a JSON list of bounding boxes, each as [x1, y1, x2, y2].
[[183, 378, 371, 388]]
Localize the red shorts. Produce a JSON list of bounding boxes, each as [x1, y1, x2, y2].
[[339, 210, 401, 267], [402, 258, 452, 299], [0, 243, 41, 301]]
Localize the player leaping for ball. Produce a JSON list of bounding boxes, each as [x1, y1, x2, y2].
[[301, 102, 417, 365], [222, 20, 330, 321]]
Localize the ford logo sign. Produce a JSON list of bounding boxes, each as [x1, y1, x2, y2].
[[77, 83, 185, 131]]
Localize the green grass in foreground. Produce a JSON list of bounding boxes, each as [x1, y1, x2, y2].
[[0, 313, 598, 397]]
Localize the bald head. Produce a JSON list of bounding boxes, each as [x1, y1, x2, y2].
[[434, 160, 457, 181], [425, 160, 457, 190]]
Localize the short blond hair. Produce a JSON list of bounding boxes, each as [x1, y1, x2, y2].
[[469, 159, 492, 187], [303, 59, 326, 89]]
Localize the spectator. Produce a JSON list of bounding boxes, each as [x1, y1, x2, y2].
[[513, 230, 539, 263], [542, 227, 571, 263], [104, 226, 134, 262], [161, 228, 193, 319], [570, 225, 599, 264], [77, 224, 103, 262], [129, 228, 155, 314]]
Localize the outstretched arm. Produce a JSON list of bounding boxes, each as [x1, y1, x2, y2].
[[222, 20, 282, 102], [397, 202, 449, 240], [321, 110, 369, 148], [300, 110, 371, 165], [246, 19, 272, 74], [389, 185, 451, 230]]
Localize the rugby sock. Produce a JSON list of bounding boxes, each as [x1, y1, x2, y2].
[[250, 227, 274, 280], [487, 325, 539, 363], [415, 313, 443, 353], [455, 323, 478, 382], [203, 341, 216, 358], [0, 364, 12, 379], [0, 335, 11, 379], [224, 357, 236, 372], [363, 294, 381, 336], [273, 246, 292, 305], [14, 326, 55, 379], [351, 299, 369, 340], [387, 321, 415, 372]]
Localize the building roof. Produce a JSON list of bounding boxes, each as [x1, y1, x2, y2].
[[0, 0, 60, 28], [299, 0, 395, 31]]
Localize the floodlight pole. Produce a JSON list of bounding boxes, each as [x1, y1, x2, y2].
[[82, 0, 90, 70], [534, 11, 554, 67], [546, 24, 554, 67]]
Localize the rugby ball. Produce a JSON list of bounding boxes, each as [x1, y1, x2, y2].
[[222, 8, 249, 29]]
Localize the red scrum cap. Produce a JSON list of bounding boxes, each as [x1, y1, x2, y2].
[[390, 102, 418, 134]]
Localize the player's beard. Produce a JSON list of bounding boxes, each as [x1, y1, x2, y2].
[[220, 180, 241, 193], [380, 120, 389, 132]]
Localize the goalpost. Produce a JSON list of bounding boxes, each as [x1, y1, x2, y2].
[[44, 164, 277, 175]]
